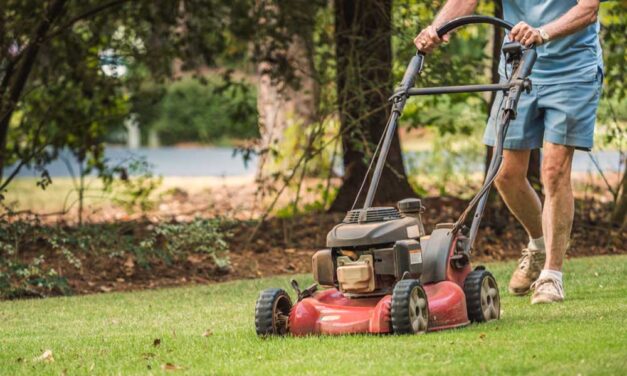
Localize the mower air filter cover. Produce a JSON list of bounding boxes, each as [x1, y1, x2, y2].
[[336, 254, 376, 293]]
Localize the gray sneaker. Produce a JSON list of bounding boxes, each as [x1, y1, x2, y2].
[[531, 277, 565, 304], [508, 249, 546, 296]]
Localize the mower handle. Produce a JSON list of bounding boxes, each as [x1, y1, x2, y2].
[[399, 16, 515, 96], [435, 15, 514, 39]]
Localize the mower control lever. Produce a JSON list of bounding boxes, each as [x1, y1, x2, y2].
[[290, 279, 318, 302]]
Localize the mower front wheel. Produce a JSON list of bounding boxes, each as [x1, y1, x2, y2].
[[391, 279, 429, 334], [464, 269, 500, 322], [255, 288, 292, 336]]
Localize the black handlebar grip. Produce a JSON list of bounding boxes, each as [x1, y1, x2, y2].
[[399, 53, 424, 94], [518, 49, 537, 79], [436, 15, 514, 39]]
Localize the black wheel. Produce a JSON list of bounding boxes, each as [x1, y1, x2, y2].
[[391, 279, 429, 334], [464, 269, 500, 323], [255, 288, 292, 336]]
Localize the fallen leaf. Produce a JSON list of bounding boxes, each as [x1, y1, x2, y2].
[[186, 254, 204, 264], [124, 255, 135, 275], [153, 338, 161, 347], [202, 329, 213, 337], [161, 363, 183, 371], [479, 333, 486, 340], [99, 285, 112, 293], [34, 349, 54, 363]]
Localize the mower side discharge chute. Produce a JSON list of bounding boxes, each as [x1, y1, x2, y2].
[[255, 15, 533, 337]]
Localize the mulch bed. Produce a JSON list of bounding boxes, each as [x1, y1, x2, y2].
[[10, 195, 622, 298]]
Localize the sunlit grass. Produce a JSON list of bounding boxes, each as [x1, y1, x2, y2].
[[1, 255, 625, 375]]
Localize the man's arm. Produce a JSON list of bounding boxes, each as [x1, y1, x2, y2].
[[511, 0, 600, 46], [414, 0, 478, 53]]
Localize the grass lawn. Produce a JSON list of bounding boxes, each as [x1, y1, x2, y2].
[[1, 255, 625, 375]]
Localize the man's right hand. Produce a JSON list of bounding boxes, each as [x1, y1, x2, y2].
[[414, 25, 450, 54]]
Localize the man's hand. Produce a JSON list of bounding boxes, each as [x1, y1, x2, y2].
[[510, 21, 544, 47], [414, 25, 450, 54]]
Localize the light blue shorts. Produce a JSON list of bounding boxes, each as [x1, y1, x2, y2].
[[484, 69, 603, 151]]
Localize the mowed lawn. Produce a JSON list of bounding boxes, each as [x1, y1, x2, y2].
[[1, 256, 626, 375]]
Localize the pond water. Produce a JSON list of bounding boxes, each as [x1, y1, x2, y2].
[[8, 146, 623, 178]]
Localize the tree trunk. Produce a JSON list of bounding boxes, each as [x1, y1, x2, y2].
[[0, 0, 67, 181], [330, 0, 415, 212], [254, 0, 319, 184], [611, 165, 627, 229]]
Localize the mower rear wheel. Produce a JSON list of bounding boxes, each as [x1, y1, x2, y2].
[[464, 269, 500, 322], [391, 279, 429, 334], [255, 288, 292, 336]]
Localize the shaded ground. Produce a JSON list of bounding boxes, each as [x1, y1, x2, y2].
[[5, 194, 624, 298]]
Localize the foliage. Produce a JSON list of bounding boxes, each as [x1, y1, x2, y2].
[[599, 1, 626, 101], [138, 77, 259, 146], [104, 157, 163, 214], [0, 0, 255, 193], [0, 216, 231, 299], [151, 218, 231, 272]]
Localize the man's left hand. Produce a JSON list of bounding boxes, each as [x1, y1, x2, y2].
[[510, 21, 544, 47]]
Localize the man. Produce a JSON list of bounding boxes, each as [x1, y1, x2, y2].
[[414, 0, 603, 304]]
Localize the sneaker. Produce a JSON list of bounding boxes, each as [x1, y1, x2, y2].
[[531, 277, 565, 304], [508, 248, 546, 296]]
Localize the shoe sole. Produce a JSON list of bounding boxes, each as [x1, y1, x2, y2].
[[508, 287, 530, 296], [531, 296, 564, 304]]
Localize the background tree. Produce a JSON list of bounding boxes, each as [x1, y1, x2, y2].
[[331, 0, 415, 212], [254, 0, 322, 185]]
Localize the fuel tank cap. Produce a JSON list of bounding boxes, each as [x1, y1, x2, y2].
[[397, 198, 424, 214]]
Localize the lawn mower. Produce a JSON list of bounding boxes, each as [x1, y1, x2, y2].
[[255, 15, 537, 336]]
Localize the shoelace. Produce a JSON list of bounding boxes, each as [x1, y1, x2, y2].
[[518, 249, 533, 271], [531, 278, 563, 295]]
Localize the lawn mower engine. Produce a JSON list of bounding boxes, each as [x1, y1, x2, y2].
[[254, 15, 535, 336]]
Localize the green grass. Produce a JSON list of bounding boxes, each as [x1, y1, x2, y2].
[[1, 256, 626, 375]]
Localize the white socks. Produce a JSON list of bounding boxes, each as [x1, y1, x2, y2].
[[539, 269, 563, 283], [527, 236, 545, 253], [528, 236, 562, 283]]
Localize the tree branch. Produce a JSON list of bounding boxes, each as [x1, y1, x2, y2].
[[43, 0, 133, 42]]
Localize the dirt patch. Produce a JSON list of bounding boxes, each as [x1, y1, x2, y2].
[[5, 194, 623, 298]]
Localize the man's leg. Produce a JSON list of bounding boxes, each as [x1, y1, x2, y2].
[[542, 142, 575, 270], [531, 142, 575, 304], [494, 150, 545, 295], [494, 150, 543, 239]]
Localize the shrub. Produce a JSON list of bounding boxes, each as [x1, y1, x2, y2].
[[138, 77, 259, 145]]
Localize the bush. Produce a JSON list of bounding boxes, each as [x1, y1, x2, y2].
[[138, 77, 259, 145]]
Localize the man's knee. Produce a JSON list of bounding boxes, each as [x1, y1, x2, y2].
[[495, 165, 527, 192], [542, 162, 571, 195], [542, 143, 574, 196]]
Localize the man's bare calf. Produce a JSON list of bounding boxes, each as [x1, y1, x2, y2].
[[494, 143, 575, 303]]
